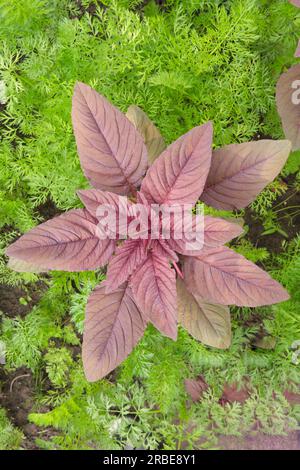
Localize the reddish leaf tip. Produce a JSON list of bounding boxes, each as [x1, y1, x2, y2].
[[76, 189, 88, 204], [73, 81, 89, 94], [204, 120, 214, 132]]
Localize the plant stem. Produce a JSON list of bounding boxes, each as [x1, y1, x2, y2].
[[173, 261, 184, 279]]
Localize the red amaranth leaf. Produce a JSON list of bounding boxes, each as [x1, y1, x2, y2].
[[184, 376, 209, 402], [152, 239, 179, 262], [126, 105, 166, 164], [83, 281, 147, 381], [289, 0, 300, 6], [6, 209, 115, 271], [201, 140, 291, 210], [77, 189, 131, 219], [283, 390, 300, 405], [183, 246, 289, 307], [141, 122, 213, 205], [106, 239, 147, 292], [77, 188, 131, 238], [177, 278, 231, 349], [72, 82, 148, 194], [7, 258, 48, 273], [131, 250, 177, 340], [276, 64, 300, 150], [202, 216, 243, 248], [220, 383, 250, 405], [168, 216, 243, 256]]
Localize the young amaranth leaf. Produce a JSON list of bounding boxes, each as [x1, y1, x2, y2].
[[276, 64, 300, 151], [141, 122, 213, 205], [6, 83, 290, 382], [126, 105, 166, 164]]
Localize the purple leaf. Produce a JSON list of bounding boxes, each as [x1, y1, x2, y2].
[[168, 216, 243, 256], [151, 239, 179, 262], [295, 40, 300, 58], [201, 140, 291, 210], [72, 82, 148, 194], [276, 64, 300, 150], [220, 383, 249, 404], [126, 105, 166, 164], [7, 258, 48, 273], [83, 281, 147, 381], [141, 122, 213, 205], [289, 0, 300, 6], [131, 250, 177, 340], [202, 216, 243, 248], [106, 239, 147, 292], [6, 209, 115, 271], [77, 188, 131, 238], [177, 278, 231, 349], [183, 246, 290, 307], [77, 189, 130, 219], [184, 376, 209, 402]]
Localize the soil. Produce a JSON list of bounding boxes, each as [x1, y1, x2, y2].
[[244, 177, 300, 254], [36, 199, 62, 221], [0, 281, 47, 318], [69, 0, 168, 21], [218, 432, 300, 450], [0, 367, 57, 450], [68, 0, 106, 20]]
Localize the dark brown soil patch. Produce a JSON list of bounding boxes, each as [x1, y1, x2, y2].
[[0, 281, 47, 318], [0, 367, 57, 450], [244, 181, 300, 254], [36, 199, 62, 221], [69, 0, 168, 21], [0, 224, 16, 238], [69, 0, 106, 20], [48, 336, 82, 361]]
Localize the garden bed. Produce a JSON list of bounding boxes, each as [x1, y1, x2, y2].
[[0, 0, 300, 450]]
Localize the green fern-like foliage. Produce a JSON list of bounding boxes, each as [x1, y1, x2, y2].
[[0, 0, 300, 450], [0, 408, 23, 450]]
